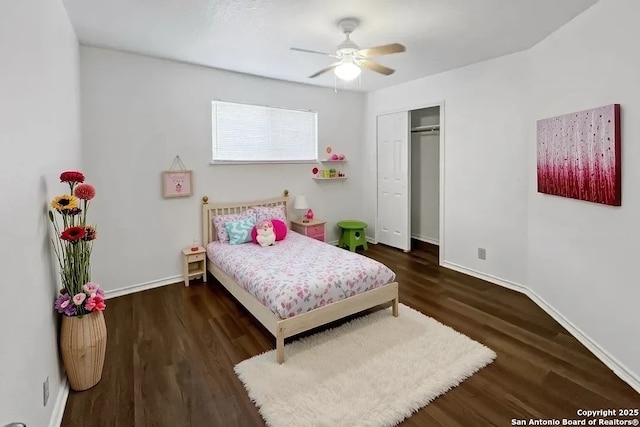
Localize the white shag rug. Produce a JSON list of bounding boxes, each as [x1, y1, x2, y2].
[[234, 303, 496, 427]]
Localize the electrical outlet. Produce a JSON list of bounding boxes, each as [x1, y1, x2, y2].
[[43, 376, 49, 406], [477, 247, 486, 260]]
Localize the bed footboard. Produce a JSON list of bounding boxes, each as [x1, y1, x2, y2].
[[275, 282, 399, 364]]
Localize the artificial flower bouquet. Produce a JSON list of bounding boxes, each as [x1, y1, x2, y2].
[[49, 170, 106, 316]]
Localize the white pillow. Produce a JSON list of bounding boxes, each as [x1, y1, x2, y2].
[[252, 205, 287, 225]]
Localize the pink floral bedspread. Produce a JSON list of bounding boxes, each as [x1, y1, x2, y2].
[[206, 232, 396, 318]]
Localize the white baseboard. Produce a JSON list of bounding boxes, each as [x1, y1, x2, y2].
[[105, 275, 182, 299], [441, 261, 640, 394], [48, 378, 69, 427], [366, 236, 377, 244], [411, 234, 440, 245], [442, 262, 528, 294]]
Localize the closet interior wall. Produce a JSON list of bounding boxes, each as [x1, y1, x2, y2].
[[410, 106, 440, 245]]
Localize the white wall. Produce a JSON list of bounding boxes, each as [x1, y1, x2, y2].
[[411, 108, 440, 244], [365, 51, 529, 285], [80, 46, 366, 292], [365, 0, 640, 385], [526, 0, 640, 382], [0, 0, 81, 425]]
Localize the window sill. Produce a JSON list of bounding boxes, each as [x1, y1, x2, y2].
[[209, 160, 319, 165]]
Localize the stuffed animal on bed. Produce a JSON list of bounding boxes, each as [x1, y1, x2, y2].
[[254, 219, 276, 247], [251, 219, 287, 245]]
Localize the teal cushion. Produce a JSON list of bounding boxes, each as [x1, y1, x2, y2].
[[224, 216, 257, 245]]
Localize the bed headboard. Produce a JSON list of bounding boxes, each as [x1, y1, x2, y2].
[[201, 190, 290, 246]]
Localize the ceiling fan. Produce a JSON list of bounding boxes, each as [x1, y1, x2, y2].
[[290, 18, 406, 81]]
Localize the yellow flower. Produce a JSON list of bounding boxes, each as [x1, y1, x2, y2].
[[51, 195, 78, 211]]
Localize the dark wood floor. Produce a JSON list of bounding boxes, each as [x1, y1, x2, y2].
[[62, 241, 639, 426]]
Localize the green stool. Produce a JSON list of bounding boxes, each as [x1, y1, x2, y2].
[[337, 220, 368, 252]]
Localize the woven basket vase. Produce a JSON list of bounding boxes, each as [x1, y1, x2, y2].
[[60, 310, 107, 391]]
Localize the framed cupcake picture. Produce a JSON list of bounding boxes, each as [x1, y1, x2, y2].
[[162, 170, 193, 198]]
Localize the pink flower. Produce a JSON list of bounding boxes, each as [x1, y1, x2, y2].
[[83, 282, 100, 295], [74, 183, 96, 200], [72, 293, 86, 306], [85, 295, 106, 312]]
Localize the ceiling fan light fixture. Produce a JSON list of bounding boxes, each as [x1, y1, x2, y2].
[[292, 17, 404, 81], [334, 61, 361, 81]]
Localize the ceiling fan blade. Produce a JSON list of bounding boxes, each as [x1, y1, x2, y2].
[[358, 43, 405, 58], [360, 60, 395, 76], [308, 62, 340, 78], [290, 47, 333, 56]]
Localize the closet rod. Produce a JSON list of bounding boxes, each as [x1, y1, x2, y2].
[[410, 125, 440, 133], [411, 129, 440, 134]]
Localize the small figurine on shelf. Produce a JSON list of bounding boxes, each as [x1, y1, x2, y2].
[[329, 168, 337, 178]]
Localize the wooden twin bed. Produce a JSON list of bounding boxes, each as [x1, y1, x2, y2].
[[201, 191, 399, 363]]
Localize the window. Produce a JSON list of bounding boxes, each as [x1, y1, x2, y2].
[[211, 100, 318, 163]]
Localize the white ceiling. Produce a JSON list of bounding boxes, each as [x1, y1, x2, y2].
[[61, 0, 599, 92]]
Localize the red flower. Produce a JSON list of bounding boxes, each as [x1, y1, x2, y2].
[[60, 226, 87, 242], [60, 171, 85, 184], [85, 295, 106, 312], [61, 207, 82, 217], [84, 226, 97, 241], [74, 183, 95, 200]]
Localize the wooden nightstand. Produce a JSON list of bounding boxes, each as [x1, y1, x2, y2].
[[182, 246, 207, 287], [291, 219, 326, 242]]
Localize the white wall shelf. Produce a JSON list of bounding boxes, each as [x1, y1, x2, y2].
[[312, 177, 348, 180], [319, 159, 347, 163]]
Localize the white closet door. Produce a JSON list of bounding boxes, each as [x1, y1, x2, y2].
[[377, 111, 410, 251]]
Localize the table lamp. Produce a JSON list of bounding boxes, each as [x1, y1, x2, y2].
[[293, 195, 310, 223]]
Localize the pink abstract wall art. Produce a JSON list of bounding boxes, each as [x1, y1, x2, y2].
[[536, 104, 621, 206]]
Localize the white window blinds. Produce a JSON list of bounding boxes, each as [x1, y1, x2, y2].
[[211, 100, 318, 163]]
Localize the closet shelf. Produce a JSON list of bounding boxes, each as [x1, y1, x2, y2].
[[411, 125, 440, 133]]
